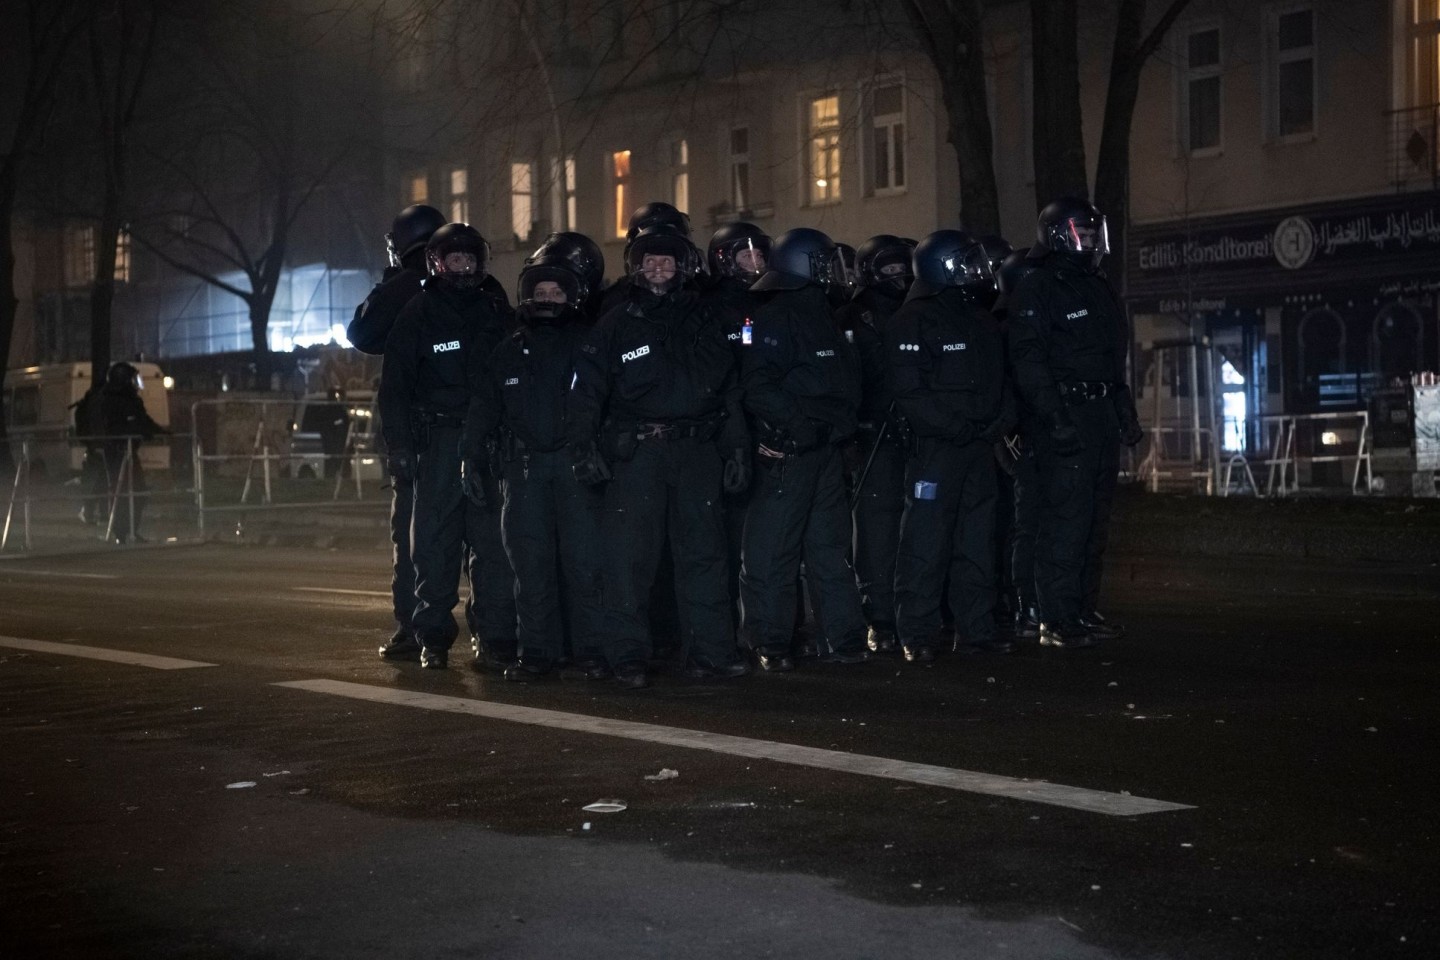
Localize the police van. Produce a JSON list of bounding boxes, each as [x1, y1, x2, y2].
[[2, 362, 173, 478]]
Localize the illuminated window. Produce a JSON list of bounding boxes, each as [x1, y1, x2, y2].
[[612, 150, 631, 238], [510, 162, 534, 243], [871, 83, 906, 193], [1268, 8, 1315, 138], [1181, 26, 1222, 153], [408, 172, 428, 205], [64, 224, 95, 288], [1410, 0, 1440, 107], [671, 139, 689, 215], [114, 230, 132, 284], [806, 94, 841, 205], [449, 167, 469, 222], [729, 127, 750, 212]]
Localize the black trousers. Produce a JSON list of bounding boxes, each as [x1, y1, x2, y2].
[[1032, 400, 1120, 625], [500, 448, 605, 665], [409, 425, 516, 652], [598, 436, 738, 668], [741, 444, 867, 656], [390, 473, 416, 636], [1009, 444, 1041, 607], [893, 438, 998, 647], [851, 430, 906, 629]]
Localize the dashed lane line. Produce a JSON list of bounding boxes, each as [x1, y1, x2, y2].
[[292, 587, 392, 598], [0, 569, 121, 580], [0, 636, 216, 670], [275, 678, 1196, 817]]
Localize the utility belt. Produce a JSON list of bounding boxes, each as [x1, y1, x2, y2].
[[498, 429, 565, 461], [1058, 380, 1122, 405], [409, 407, 465, 452], [600, 412, 725, 462], [856, 417, 910, 445]]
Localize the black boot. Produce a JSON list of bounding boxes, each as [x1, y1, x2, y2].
[[1013, 601, 1042, 641], [379, 631, 421, 661], [1078, 611, 1124, 641], [866, 623, 897, 654], [1039, 621, 1095, 649]]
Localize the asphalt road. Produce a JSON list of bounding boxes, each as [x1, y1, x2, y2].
[[1, 543, 1435, 959]]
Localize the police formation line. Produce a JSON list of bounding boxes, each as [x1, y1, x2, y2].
[[348, 198, 1142, 689]]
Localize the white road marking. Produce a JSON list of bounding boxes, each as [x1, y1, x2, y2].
[[0, 569, 120, 580], [0, 636, 216, 670], [293, 587, 392, 598], [276, 679, 1194, 817]]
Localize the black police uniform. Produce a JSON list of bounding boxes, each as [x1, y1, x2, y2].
[[1007, 252, 1128, 632], [834, 285, 906, 637], [379, 278, 517, 659], [463, 310, 605, 671], [740, 285, 868, 659], [887, 288, 1009, 654], [569, 286, 746, 673], [699, 274, 758, 622]]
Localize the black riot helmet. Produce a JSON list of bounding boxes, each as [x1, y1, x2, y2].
[[386, 204, 446, 269], [626, 224, 699, 296], [517, 255, 583, 323], [707, 221, 772, 282], [105, 361, 141, 393], [855, 234, 916, 295], [996, 247, 1038, 297], [425, 222, 490, 290], [1034, 196, 1109, 270], [977, 235, 1014, 278], [526, 232, 604, 302], [751, 227, 843, 294], [908, 230, 994, 300], [625, 201, 691, 243]]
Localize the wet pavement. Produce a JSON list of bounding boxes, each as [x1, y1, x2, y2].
[[1, 542, 1436, 958]]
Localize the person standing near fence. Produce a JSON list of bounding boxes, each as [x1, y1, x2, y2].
[[94, 362, 166, 544]]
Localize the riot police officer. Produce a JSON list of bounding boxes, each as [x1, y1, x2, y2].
[[350, 204, 444, 660], [994, 248, 1044, 640], [94, 361, 166, 544], [703, 222, 769, 621], [463, 247, 606, 682], [379, 223, 517, 669], [834, 234, 914, 654], [1008, 198, 1143, 648], [527, 231, 608, 322], [887, 231, 1012, 662], [569, 224, 750, 689], [598, 202, 694, 316], [740, 228, 869, 672]]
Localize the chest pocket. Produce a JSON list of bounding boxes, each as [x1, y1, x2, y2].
[[926, 325, 977, 392], [614, 333, 667, 402]]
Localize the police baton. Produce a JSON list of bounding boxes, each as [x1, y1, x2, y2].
[[848, 417, 890, 512]]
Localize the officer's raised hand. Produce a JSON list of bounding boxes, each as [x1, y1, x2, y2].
[[387, 452, 415, 484], [571, 440, 612, 486], [722, 446, 752, 494], [1048, 410, 1086, 457], [460, 457, 488, 508]]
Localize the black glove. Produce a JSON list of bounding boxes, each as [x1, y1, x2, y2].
[[387, 453, 415, 484], [571, 441, 612, 486], [722, 446, 752, 494], [460, 458, 488, 508], [1048, 410, 1085, 457], [1114, 385, 1144, 447]]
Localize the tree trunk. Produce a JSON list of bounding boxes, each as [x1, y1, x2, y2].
[[90, 195, 121, 384], [248, 297, 274, 390], [1030, 0, 1089, 207], [0, 182, 19, 474]]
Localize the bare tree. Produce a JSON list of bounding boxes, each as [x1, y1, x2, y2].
[[1029, 0, 1089, 206], [0, 2, 86, 470], [899, 0, 1002, 235], [86, 0, 163, 385]]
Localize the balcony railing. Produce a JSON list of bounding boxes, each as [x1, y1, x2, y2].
[[1387, 104, 1440, 191]]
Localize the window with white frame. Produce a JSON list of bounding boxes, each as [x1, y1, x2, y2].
[[1410, 0, 1440, 108], [407, 172, 428, 205], [1181, 26, 1223, 153], [1269, 8, 1315, 139], [64, 224, 95, 288], [671, 138, 689, 214], [871, 82, 906, 194], [449, 167, 469, 222], [612, 150, 631, 238], [114, 230, 132, 284], [806, 93, 841, 205], [729, 127, 750, 212], [510, 162, 534, 243]]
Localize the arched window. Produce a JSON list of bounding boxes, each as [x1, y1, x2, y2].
[[1372, 303, 1423, 381]]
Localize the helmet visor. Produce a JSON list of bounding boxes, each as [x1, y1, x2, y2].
[[1059, 214, 1110, 259], [627, 232, 691, 294], [942, 243, 994, 289], [870, 247, 913, 292], [721, 236, 771, 280]]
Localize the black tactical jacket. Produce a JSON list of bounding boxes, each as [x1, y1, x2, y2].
[[887, 287, 1007, 444], [464, 309, 586, 457], [834, 285, 904, 426], [1006, 252, 1128, 419]]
